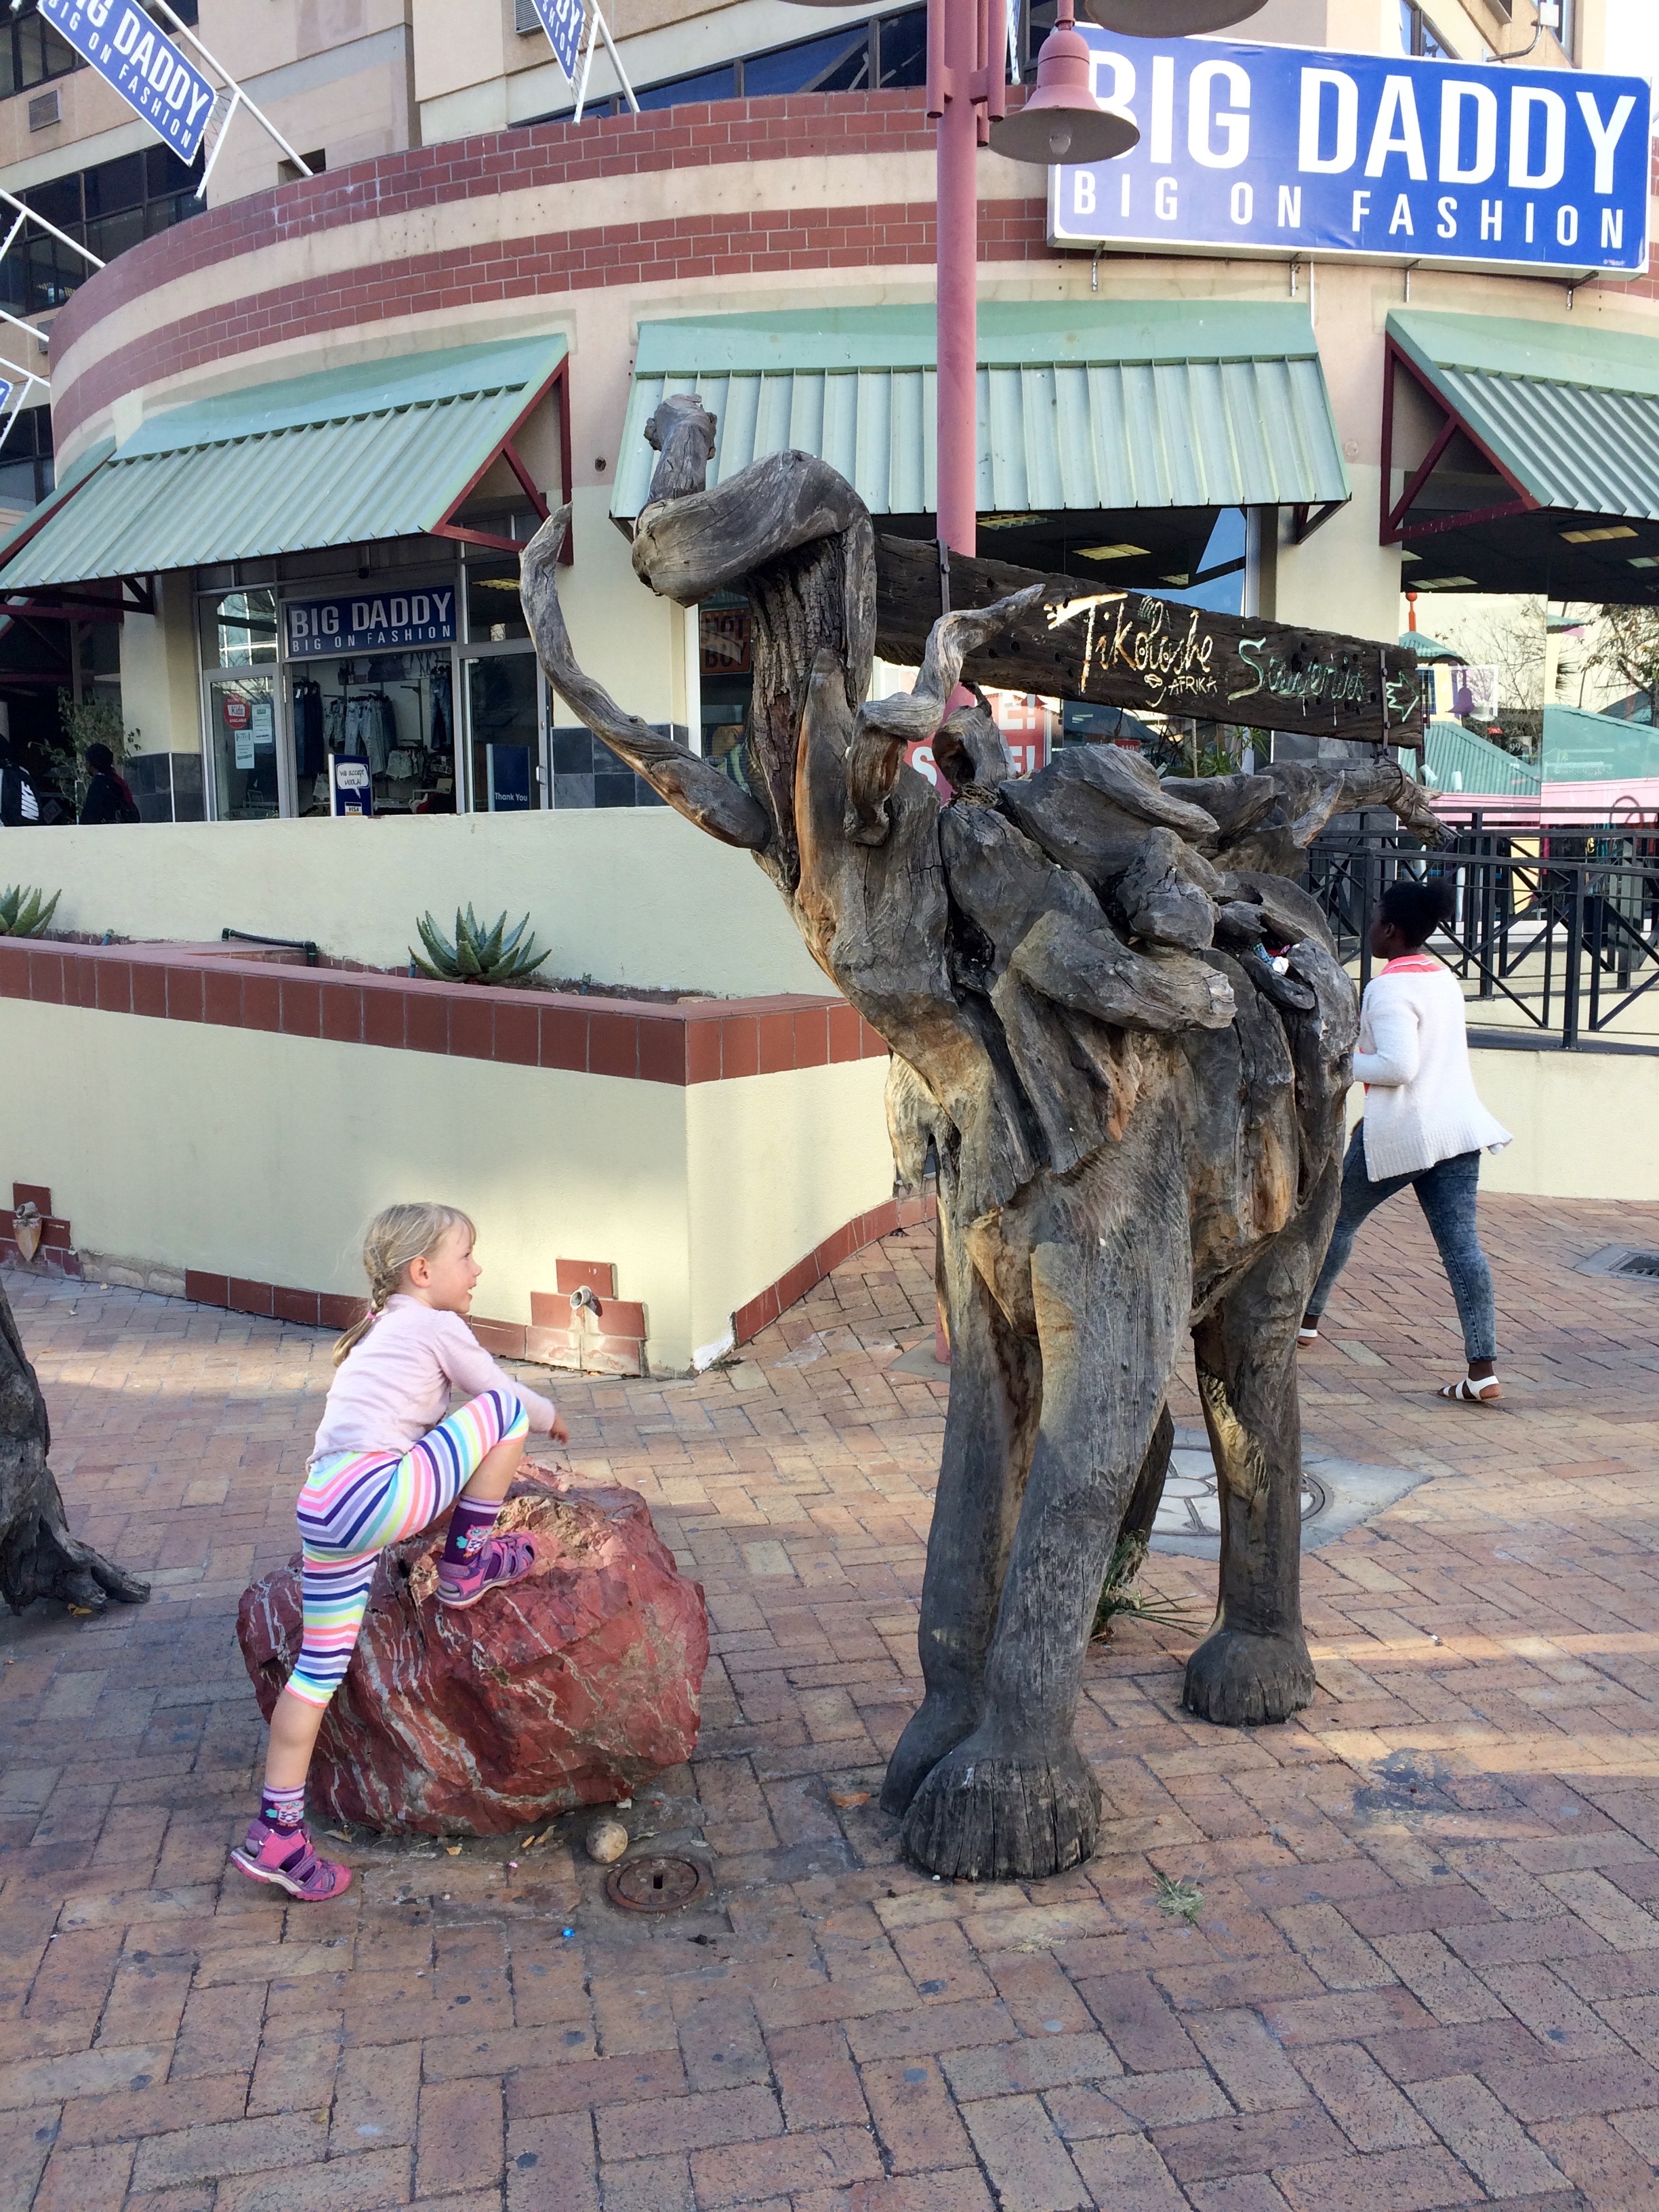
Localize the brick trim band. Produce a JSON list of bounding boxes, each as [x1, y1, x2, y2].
[[0, 940, 888, 1086], [54, 195, 1049, 445], [732, 1193, 936, 1346]]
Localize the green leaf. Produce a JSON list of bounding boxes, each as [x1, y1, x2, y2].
[[416, 914, 455, 971]]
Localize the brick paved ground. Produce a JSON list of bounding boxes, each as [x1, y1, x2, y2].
[[3, 1188, 1659, 2211]]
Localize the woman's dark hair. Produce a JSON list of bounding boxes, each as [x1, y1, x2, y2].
[[85, 741, 115, 773], [1379, 877, 1454, 949]]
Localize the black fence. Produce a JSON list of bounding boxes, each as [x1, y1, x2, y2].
[[1305, 823, 1659, 1055]]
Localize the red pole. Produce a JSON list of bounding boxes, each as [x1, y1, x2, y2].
[[931, 0, 980, 563]]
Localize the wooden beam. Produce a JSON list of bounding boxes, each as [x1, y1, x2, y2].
[[874, 536, 1425, 744]]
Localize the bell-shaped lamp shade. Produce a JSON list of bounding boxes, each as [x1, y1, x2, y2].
[[989, 10, 1139, 166], [1081, 0, 1266, 30]]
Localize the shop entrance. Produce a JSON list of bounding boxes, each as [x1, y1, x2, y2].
[[464, 653, 544, 811], [206, 674, 282, 821]]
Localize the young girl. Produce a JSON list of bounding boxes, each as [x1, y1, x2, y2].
[[233, 1203, 566, 1901]]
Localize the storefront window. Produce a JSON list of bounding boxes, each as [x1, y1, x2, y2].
[[464, 560, 531, 644], [289, 651, 456, 817], [207, 674, 281, 822], [201, 589, 279, 668], [467, 655, 541, 811], [699, 592, 753, 794]]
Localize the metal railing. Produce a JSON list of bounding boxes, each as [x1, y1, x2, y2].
[[1305, 821, 1659, 1054]]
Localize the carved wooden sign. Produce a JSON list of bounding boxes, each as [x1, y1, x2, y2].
[[874, 536, 1424, 745]]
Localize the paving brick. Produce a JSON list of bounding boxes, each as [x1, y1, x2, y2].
[[594, 2084, 782, 2162], [594, 2150, 694, 2212], [939, 2031, 1122, 2101], [1406, 2072, 1569, 2197], [861, 2055, 974, 2172], [1187, 2009, 1309, 2112], [415, 2078, 504, 2200], [214, 2147, 415, 2212], [1076, 1972, 1200, 2071], [1272, 2145, 1488, 2212], [129, 2112, 331, 2191], [1153, 2108, 1350, 2183], [958, 2092, 1092, 2211], [506, 2110, 598, 2211], [689, 2123, 883, 2205], [33, 2141, 136, 2212]]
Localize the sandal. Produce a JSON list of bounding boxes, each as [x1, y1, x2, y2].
[[1438, 1376, 1502, 1406], [230, 1820, 352, 1901], [1296, 1324, 1320, 1346]]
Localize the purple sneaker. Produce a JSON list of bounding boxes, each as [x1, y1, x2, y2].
[[230, 1820, 352, 1902], [437, 1529, 537, 1610]]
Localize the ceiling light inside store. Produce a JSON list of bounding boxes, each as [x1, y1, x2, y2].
[[1560, 525, 1638, 544], [1630, 557, 1659, 569], [980, 513, 1048, 529], [1079, 543, 1149, 561], [1416, 575, 1477, 588]]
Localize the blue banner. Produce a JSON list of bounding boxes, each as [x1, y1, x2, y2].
[[527, 0, 586, 83], [1052, 35, 1650, 279], [284, 588, 456, 659], [39, 0, 216, 161]]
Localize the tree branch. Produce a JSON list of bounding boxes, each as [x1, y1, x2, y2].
[[521, 511, 772, 852]]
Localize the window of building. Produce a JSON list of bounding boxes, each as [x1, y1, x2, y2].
[[533, 6, 926, 122], [0, 403, 54, 511], [1, 143, 203, 318], [0, 1, 81, 101], [1399, 1, 1455, 56]]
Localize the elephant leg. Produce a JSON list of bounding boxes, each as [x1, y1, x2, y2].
[[882, 1200, 1041, 1816], [1182, 1153, 1342, 1728], [901, 1101, 1191, 1880]]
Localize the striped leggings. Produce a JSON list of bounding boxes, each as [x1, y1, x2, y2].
[[288, 1389, 528, 1708]]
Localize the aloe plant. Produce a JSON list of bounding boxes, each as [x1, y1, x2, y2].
[[410, 906, 550, 987], [0, 886, 60, 939]]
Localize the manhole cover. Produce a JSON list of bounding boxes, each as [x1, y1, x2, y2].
[[605, 1854, 711, 1913], [1577, 1245, 1659, 1284]]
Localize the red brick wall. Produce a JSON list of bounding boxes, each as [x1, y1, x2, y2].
[[49, 93, 1050, 445]]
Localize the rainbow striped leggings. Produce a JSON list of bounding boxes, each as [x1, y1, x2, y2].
[[289, 1389, 528, 1708]]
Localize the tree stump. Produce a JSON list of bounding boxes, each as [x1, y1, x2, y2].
[[0, 1277, 150, 1615], [522, 401, 1441, 1881]]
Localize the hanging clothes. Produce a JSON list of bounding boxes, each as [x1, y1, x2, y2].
[[292, 680, 325, 780], [429, 681, 452, 757]]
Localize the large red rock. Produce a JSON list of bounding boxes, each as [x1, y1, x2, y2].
[[236, 1465, 708, 1837]]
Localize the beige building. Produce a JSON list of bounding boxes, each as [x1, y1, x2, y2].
[[1, 0, 1654, 1362]]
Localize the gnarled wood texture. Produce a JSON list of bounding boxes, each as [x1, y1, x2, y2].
[[0, 1278, 150, 1616], [523, 422, 1442, 1883]]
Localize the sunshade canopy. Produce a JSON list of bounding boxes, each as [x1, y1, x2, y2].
[[611, 302, 1349, 585], [0, 338, 567, 591], [1385, 310, 1659, 604]]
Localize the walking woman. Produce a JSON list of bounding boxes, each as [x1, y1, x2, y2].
[[1300, 878, 1512, 1404]]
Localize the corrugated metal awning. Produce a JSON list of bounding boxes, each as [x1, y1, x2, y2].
[[611, 302, 1349, 523], [1389, 310, 1659, 519], [0, 339, 567, 589]]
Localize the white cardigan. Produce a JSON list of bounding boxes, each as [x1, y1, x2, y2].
[[1355, 958, 1511, 1181]]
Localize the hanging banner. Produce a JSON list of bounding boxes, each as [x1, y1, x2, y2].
[[39, 0, 216, 161], [526, 0, 586, 83], [284, 588, 456, 659], [1051, 33, 1650, 280]]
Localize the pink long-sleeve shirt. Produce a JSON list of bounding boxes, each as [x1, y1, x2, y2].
[[310, 1294, 558, 1464]]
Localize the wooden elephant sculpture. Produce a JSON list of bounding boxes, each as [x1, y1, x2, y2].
[[521, 396, 1442, 1883]]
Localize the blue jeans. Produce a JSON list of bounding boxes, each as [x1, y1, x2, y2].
[[1307, 1128, 1498, 1364]]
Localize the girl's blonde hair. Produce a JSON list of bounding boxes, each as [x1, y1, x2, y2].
[[333, 1202, 476, 1365]]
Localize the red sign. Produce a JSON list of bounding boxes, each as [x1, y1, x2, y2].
[[906, 689, 1057, 795], [699, 605, 752, 674], [222, 696, 251, 729]]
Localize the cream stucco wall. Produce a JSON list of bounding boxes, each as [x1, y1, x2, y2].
[[0, 997, 893, 1367], [1467, 1051, 1659, 1205], [28, 808, 827, 994]]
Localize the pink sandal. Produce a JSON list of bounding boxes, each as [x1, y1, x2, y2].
[[230, 1821, 352, 1901], [437, 1529, 537, 1609]]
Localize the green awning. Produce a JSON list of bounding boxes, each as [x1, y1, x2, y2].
[[1389, 310, 1659, 520], [1545, 703, 1659, 783], [0, 339, 567, 590], [611, 302, 1349, 524], [1425, 717, 1541, 800]]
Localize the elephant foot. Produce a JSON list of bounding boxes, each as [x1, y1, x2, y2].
[[1183, 1626, 1314, 1728], [900, 1735, 1101, 1881], [880, 1691, 980, 1817]]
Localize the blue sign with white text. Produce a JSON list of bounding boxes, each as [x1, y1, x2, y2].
[[528, 0, 586, 83], [39, 0, 216, 161], [1052, 35, 1650, 279], [285, 588, 456, 659]]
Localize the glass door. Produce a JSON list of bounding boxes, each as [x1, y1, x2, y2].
[[465, 653, 545, 811], [205, 673, 283, 821]]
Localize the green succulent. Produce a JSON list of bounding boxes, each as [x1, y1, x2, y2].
[[0, 886, 60, 939], [411, 905, 550, 987]]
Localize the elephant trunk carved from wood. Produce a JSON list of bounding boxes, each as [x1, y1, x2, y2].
[[522, 396, 1441, 1882]]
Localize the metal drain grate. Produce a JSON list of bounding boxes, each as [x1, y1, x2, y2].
[[1576, 1245, 1659, 1286], [1616, 1251, 1659, 1279], [605, 1854, 712, 1914]]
